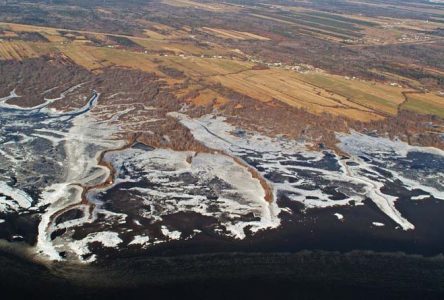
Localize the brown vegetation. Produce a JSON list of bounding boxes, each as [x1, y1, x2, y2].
[[0, 0, 442, 152]]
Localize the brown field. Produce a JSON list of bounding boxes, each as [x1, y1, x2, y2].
[[159, 55, 253, 78], [297, 73, 405, 115], [173, 82, 230, 107], [201, 27, 270, 41], [0, 41, 51, 60], [57, 43, 251, 79], [347, 0, 444, 15], [371, 70, 423, 89], [402, 92, 444, 118], [0, 22, 61, 36], [131, 37, 232, 57], [142, 29, 169, 40], [188, 87, 230, 107], [0, 20, 442, 122], [248, 13, 295, 25], [207, 69, 398, 121], [57, 44, 110, 71], [0, 21, 212, 56], [142, 25, 190, 40], [248, 13, 349, 42], [250, 7, 443, 46], [161, 0, 239, 12], [41, 32, 66, 43], [58, 45, 159, 73]]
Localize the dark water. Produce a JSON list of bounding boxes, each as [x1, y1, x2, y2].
[[84, 143, 444, 259], [1, 249, 444, 300], [107, 197, 444, 258], [2, 98, 444, 298]]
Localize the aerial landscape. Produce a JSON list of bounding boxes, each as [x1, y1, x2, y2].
[[0, 0, 444, 298]]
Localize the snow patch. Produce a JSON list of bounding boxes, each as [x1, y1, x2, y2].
[[172, 113, 444, 232], [334, 213, 344, 220], [68, 231, 122, 262], [411, 194, 430, 200], [102, 148, 281, 240], [372, 222, 385, 227], [161, 226, 182, 240], [0, 181, 33, 211], [129, 235, 150, 246]]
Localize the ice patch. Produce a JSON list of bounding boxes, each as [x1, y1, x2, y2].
[[334, 213, 344, 220], [372, 222, 385, 227], [161, 226, 182, 240], [99, 148, 281, 240], [68, 231, 122, 263], [173, 113, 444, 231], [337, 131, 444, 158], [129, 235, 150, 246], [0, 181, 33, 210], [411, 194, 430, 200]]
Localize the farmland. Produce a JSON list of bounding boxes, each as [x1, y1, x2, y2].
[[201, 27, 270, 41], [402, 92, 444, 118], [0, 16, 443, 124], [1, 2, 444, 295], [0, 0, 442, 149], [0, 40, 51, 60]]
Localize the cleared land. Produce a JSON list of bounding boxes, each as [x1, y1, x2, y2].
[[0, 41, 51, 60], [201, 27, 270, 41], [298, 73, 406, 115], [207, 69, 406, 120], [402, 92, 444, 118], [161, 0, 238, 12], [0, 20, 442, 122]]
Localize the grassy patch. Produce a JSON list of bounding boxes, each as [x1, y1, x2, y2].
[[299, 73, 404, 115], [403, 93, 444, 118]]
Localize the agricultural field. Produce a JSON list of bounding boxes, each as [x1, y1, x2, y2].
[[297, 73, 406, 115], [207, 69, 403, 120], [161, 0, 239, 12], [0, 0, 443, 125], [201, 27, 270, 41], [0, 17, 443, 123], [0, 40, 51, 60], [402, 92, 444, 118], [1, 1, 444, 297]]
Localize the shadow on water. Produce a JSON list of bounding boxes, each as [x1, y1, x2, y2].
[[1, 249, 444, 300]]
